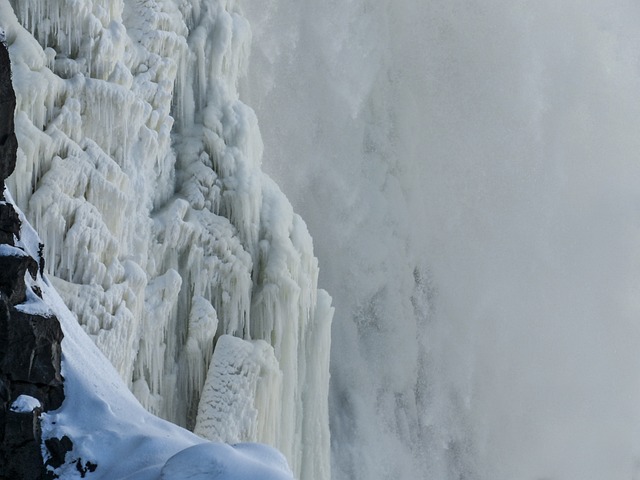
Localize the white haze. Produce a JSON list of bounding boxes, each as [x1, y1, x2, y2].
[[240, 0, 640, 479]]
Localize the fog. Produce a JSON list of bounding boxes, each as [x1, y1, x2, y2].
[[240, 1, 640, 478]]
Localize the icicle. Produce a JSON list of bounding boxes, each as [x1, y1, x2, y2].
[[6, 1, 334, 478]]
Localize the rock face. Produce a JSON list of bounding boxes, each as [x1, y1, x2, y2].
[[0, 41, 16, 187], [0, 41, 65, 479]]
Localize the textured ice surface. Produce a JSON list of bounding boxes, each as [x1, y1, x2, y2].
[[31, 219, 292, 480], [194, 335, 282, 444], [2, 1, 333, 478]]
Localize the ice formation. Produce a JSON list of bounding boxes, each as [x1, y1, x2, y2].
[[1, 1, 333, 479], [194, 334, 282, 445], [31, 218, 295, 479]]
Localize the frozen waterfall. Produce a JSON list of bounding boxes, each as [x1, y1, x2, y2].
[[5, 0, 640, 479], [1, 1, 331, 479]]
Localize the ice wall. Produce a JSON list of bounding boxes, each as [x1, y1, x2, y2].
[[0, 1, 332, 479]]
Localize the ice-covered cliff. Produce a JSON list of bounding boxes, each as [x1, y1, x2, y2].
[[1, 1, 332, 479]]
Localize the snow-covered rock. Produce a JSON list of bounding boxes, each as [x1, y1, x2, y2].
[[10, 394, 42, 413]]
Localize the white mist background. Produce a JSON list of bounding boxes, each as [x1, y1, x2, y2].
[[240, 1, 640, 479]]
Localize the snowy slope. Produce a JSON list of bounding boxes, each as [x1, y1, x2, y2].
[[1, 1, 332, 479], [3, 188, 294, 480]]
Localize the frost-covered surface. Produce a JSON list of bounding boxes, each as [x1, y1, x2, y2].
[[194, 334, 282, 444], [160, 442, 294, 480], [10, 394, 41, 413], [1, 0, 333, 478], [41, 278, 202, 480], [2, 186, 293, 479], [40, 268, 294, 480]]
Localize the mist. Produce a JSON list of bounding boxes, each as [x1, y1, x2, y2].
[[240, 1, 640, 478]]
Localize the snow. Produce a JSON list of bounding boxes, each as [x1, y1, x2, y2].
[[160, 442, 294, 480], [10, 395, 42, 413], [39, 258, 292, 480], [2, 1, 332, 479], [0, 194, 294, 479], [0, 243, 29, 258]]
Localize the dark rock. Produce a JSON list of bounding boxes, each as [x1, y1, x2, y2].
[[0, 42, 15, 104], [0, 133, 17, 187], [38, 243, 45, 275], [45, 437, 101, 479], [0, 305, 63, 390], [0, 295, 65, 479], [0, 253, 39, 305], [76, 459, 98, 478], [0, 376, 8, 403], [0, 42, 16, 189], [13, 311, 60, 384], [0, 410, 44, 479], [0, 41, 66, 480], [0, 204, 20, 245], [45, 435, 73, 469]]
